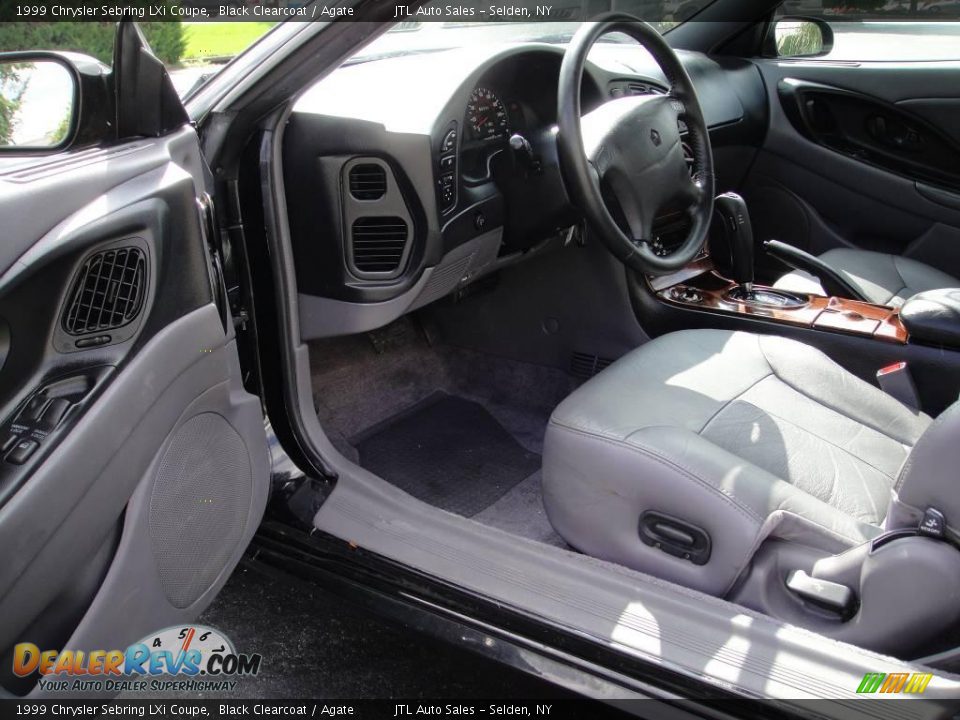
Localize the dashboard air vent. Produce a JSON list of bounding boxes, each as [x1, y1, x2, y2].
[[349, 163, 387, 200], [628, 82, 666, 96], [63, 246, 146, 335], [351, 217, 408, 273]]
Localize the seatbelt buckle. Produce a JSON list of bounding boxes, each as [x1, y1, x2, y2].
[[877, 361, 920, 412]]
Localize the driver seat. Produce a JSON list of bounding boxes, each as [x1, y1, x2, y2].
[[773, 247, 960, 307], [542, 329, 960, 652]]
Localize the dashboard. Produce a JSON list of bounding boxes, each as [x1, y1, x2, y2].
[[282, 43, 767, 338]]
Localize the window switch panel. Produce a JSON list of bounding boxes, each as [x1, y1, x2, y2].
[[6, 439, 39, 465]]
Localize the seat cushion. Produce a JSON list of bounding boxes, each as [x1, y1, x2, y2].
[[542, 330, 932, 595], [774, 248, 960, 307]]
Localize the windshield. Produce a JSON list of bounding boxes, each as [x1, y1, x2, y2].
[[0, 7, 686, 102], [348, 18, 678, 65], [169, 14, 680, 100]]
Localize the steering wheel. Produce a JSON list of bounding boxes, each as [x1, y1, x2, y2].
[[557, 15, 715, 275]]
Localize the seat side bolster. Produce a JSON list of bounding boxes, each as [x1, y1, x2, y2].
[[543, 422, 770, 597]]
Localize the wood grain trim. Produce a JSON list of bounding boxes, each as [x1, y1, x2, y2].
[[646, 255, 714, 292], [656, 272, 908, 344]]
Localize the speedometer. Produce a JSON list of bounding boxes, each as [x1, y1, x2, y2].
[[467, 87, 509, 141]]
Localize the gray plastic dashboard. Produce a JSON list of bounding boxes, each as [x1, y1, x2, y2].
[[281, 42, 764, 338]]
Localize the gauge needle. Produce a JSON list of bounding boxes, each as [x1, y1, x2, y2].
[[476, 115, 487, 126], [181, 628, 196, 653]]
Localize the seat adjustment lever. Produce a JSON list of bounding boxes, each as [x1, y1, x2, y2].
[[785, 569, 855, 616]]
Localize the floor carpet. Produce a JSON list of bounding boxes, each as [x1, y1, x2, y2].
[[309, 319, 575, 547], [355, 393, 541, 516]]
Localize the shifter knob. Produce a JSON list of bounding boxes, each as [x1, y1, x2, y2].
[[715, 192, 754, 292]]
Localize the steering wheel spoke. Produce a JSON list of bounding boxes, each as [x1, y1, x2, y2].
[[678, 172, 707, 206], [667, 95, 687, 119]]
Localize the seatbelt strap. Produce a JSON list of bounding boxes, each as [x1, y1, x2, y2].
[[877, 361, 920, 412]]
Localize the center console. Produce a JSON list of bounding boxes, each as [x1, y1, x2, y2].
[[632, 192, 960, 416], [653, 269, 909, 345], [650, 191, 909, 345]]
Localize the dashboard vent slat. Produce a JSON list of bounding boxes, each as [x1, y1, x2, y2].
[[63, 247, 146, 336], [352, 217, 408, 273], [349, 164, 387, 200], [627, 82, 666, 96]]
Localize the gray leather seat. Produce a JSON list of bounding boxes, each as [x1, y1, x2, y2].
[[542, 329, 934, 597], [774, 247, 960, 307]]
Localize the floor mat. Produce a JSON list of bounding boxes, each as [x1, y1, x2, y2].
[[354, 392, 541, 516]]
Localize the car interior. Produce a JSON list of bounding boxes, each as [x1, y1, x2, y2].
[[269, 9, 960, 698], [3, 3, 960, 707]]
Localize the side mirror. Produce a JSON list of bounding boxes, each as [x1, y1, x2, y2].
[[0, 56, 77, 151], [767, 17, 834, 59]]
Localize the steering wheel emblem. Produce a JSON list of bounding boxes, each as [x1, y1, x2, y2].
[[649, 128, 662, 146]]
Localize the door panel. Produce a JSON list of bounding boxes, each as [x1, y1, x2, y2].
[[743, 60, 960, 281], [0, 125, 269, 695]]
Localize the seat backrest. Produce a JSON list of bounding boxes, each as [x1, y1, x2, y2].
[[889, 400, 960, 542]]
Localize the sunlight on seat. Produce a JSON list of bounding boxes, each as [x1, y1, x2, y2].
[[663, 333, 764, 402]]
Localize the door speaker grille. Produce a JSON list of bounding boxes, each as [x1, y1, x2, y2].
[[351, 217, 408, 273], [149, 413, 252, 608], [63, 247, 146, 335]]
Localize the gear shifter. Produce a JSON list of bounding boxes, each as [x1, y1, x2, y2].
[[714, 192, 807, 309], [715, 192, 754, 293]]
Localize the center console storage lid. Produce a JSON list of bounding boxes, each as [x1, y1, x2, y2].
[[901, 288, 960, 347]]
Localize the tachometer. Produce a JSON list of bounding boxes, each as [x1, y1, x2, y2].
[[467, 87, 509, 141]]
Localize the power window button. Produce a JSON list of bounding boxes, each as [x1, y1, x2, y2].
[[37, 398, 70, 432], [6, 439, 39, 465]]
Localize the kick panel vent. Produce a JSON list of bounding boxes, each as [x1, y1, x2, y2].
[[570, 352, 614, 380], [351, 217, 408, 273], [349, 163, 387, 200], [63, 246, 146, 336]]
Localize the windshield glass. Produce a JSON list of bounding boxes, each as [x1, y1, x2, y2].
[[174, 13, 680, 99], [348, 18, 678, 65], [0, 11, 683, 102]]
